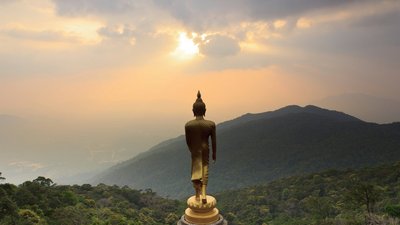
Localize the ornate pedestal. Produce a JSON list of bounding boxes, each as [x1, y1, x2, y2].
[[177, 195, 228, 225]]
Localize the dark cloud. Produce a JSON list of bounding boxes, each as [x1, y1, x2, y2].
[[199, 35, 240, 57], [294, 17, 400, 60], [352, 10, 400, 28], [152, 0, 358, 31], [242, 0, 354, 20], [51, 0, 360, 29], [52, 0, 136, 16]]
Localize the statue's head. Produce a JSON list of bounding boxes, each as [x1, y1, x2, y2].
[[193, 91, 206, 116]]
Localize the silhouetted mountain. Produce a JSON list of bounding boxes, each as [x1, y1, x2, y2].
[[93, 105, 400, 199], [217, 105, 361, 131]]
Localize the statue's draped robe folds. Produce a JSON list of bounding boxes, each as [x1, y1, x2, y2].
[[185, 119, 216, 186]]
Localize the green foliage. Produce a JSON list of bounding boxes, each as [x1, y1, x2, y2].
[[216, 161, 400, 225], [345, 175, 382, 214], [1, 161, 400, 225], [385, 204, 400, 218], [17, 209, 47, 225], [32, 177, 53, 187], [0, 176, 183, 225], [0, 188, 18, 220]]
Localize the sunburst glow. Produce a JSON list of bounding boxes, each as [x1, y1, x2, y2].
[[171, 32, 199, 60]]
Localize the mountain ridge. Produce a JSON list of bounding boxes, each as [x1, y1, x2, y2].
[[93, 105, 400, 199], [217, 105, 362, 132]]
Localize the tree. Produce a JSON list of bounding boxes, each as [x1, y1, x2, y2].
[[164, 213, 179, 225], [32, 177, 53, 187], [302, 195, 336, 220], [0, 188, 18, 220], [0, 172, 5, 182], [357, 183, 381, 215], [52, 206, 91, 225], [346, 175, 382, 215], [17, 209, 47, 225]]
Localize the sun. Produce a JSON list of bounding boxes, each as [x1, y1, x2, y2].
[[171, 32, 199, 60]]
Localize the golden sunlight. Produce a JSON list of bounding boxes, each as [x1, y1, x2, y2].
[[63, 20, 103, 44], [171, 32, 199, 60]]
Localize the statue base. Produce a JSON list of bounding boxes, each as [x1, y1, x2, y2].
[[177, 195, 228, 225], [177, 215, 228, 225]]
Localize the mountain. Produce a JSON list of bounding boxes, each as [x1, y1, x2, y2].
[[314, 93, 400, 123], [93, 105, 400, 199]]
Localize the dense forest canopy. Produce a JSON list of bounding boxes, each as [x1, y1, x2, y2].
[[0, 175, 183, 225], [1, 161, 400, 225], [217, 161, 400, 225]]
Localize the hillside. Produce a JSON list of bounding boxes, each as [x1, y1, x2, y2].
[[0, 176, 183, 225], [93, 105, 400, 198], [1, 161, 399, 225], [217, 161, 400, 225]]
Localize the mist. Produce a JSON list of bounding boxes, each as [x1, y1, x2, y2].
[[0, 114, 185, 184]]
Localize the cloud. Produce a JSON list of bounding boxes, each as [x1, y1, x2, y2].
[[52, 0, 136, 16], [2, 0, 399, 74], [152, 0, 359, 31], [199, 34, 240, 57], [8, 161, 46, 172], [98, 25, 135, 38], [352, 8, 400, 28], [273, 20, 287, 29], [241, 0, 354, 20], [0, 28, 79, 42], [296, 18, 312, 28], [53, 0, 353, 21], [50, 0, 360, 33], [0, 0, 19, 5]]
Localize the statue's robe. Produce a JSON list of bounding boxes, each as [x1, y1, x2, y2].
[[185, 118, 216, 185]]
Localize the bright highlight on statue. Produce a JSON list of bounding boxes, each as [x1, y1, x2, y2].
[[178, 91, 227, 225]]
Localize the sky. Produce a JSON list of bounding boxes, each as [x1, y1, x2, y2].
[[1, 0, 400, 184]]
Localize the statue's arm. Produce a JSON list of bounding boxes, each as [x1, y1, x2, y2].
[[211, 123, 216, 162], [185, 125, 191, 149]]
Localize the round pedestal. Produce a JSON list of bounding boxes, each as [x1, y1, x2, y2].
[[177, 215, 228, 225], [177, 195, 228, 225]]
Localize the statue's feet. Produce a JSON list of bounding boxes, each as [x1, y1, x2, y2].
[[202, 196, 207, 204], [195, 195, 200, 202]]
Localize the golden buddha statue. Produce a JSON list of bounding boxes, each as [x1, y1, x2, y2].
[[178, 91, 227, 224], [185, 91, 216, 204]]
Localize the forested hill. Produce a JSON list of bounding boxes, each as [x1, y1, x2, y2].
[[93, 105, 400, 199], [1, 162, 400, 224], [216, 161, 400, 225], [0, 175, 183, 225]]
